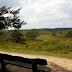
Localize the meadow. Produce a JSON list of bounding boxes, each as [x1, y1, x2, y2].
[[0, 30, 72, 59]]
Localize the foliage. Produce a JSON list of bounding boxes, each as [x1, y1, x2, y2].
[[0, 30, 8, 41], [65, 31, 72, 38], [10, 30, 25, 43], [0, 30, 7, 35], [0, 30, 4, 35], [52, 30, 56, 36], [0, 6, 26, 30], [25, 29, 39, 40]]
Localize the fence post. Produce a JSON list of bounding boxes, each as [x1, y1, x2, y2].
[[32, 61, 38, 72], [0, 58, 7, 72]]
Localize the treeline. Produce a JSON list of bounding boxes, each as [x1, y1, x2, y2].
[[37, 28, 72, 31], [7, 28, 72, 34]]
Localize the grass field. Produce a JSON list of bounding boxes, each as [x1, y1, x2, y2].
[[0, 32, 72, 59], [36, 34, 64, 40]]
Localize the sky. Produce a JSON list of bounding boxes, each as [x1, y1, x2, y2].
[[0, 0, 72, 29]]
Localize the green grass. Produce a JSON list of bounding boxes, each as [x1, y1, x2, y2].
[[36, 34, 63, 40], [0, 39, 72, 59], [0, 33, 72, 59], [36, 34, 52, 40], [0, 46, 72, 59]]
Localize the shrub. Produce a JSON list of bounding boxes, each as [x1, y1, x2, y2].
[[25, 29, 39, 40], [0, 30, 7, 41], [56, 40, 72, 51], [65, 31, 72, 38], [52, 30, 56, 36], [10, 30, 25, 43], [0, 30, 7, 35]]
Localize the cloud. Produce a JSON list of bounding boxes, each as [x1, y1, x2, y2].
[[0, 0, 72, 29]]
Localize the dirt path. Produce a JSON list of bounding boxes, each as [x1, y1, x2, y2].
[[0, 51, 72, 72]]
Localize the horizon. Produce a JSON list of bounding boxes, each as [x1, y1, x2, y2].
[[7, 27, 72, 30]]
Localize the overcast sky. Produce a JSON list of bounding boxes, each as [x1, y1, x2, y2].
[[0, 0, 72, 29]]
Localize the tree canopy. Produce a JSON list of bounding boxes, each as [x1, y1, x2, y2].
[[25, 29, 39, 40], [0, 6, 26, 30], [11, 30, 25, 43]]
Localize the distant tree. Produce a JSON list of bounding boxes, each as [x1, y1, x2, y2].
[[65, 31, 72, 38], [52, 30, 56, 36], [0, 6, 26, 30], [25, 29, 39, 40], [11, 30, 25, 43]]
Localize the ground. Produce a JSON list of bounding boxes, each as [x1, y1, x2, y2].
[[0, 51, 72, 72]]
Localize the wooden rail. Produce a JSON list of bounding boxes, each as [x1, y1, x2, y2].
[[0, 53, 51, 72]]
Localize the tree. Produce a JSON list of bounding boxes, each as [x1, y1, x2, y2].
[[0, 6, 26, 43], [65, 31, 72, 38], [25, 29, 39, 40], [0, 6, 26, 30], [52, 30, 56, 36], [11, 30, 25, 43], [0, 30, 7, 41]]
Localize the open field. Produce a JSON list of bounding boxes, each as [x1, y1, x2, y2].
[[0, 30, 72, 58], [0, 33, 72, 59]]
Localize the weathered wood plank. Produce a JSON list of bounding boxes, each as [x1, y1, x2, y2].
[[0, 54, 47, 65], [4, 59, 51, 72]]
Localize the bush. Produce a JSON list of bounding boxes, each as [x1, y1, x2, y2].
[[0, 30, 4, 35], [25, 29, 39, 40], [0, 30, 7, 35], [10, 30, 25, 43], [56, 40, 72, 51], [0, 30, 7, 41], [52, 30, 56, 36], [65, 31, 72, 38]]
